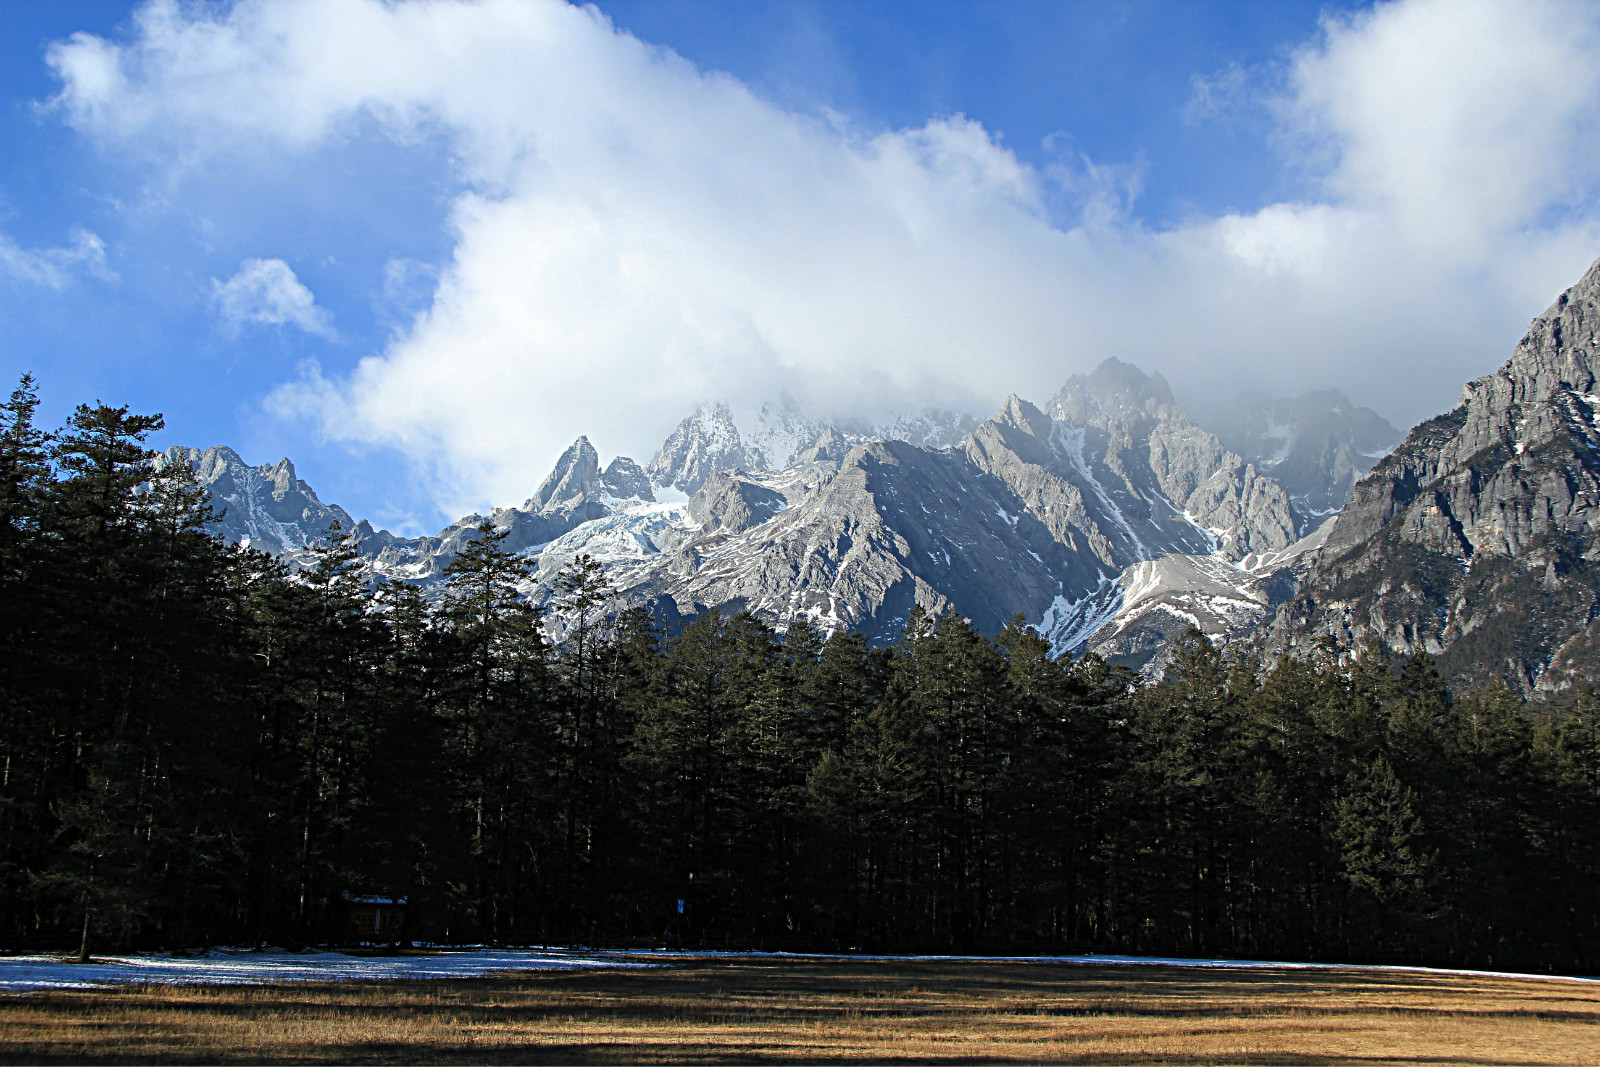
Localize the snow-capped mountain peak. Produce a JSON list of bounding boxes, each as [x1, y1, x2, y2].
[[174, 358, 1394, 676], [527, 436, 604, 512]]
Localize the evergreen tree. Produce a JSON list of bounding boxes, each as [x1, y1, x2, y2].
[[550, 553, 617, 935], [882, 607, 1007, 949], [41, 403, 168, 959], [0, 376, 52, 943], [0, 375, 49, 578], [358, 579, 453, 940], [1121, 631, 1245, 955], [438, 520, 548, 940], [1531, 689, 1600, 968], [1335, 755, 1431, 958]]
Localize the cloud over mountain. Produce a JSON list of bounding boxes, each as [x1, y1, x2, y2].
[[44, 0, 1600, 512]]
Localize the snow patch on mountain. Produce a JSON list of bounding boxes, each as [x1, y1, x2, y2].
[[1061, 518, 1336, 673], [1039, 577, 1123, 657]]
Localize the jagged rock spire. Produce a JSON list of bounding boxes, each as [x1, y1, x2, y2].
[[527, 436, 604, 513]]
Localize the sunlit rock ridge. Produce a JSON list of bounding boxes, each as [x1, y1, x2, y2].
[[171, 356, 1401, 670], [1262, 254, 1600, 695], [170, 248, 1600, 693]]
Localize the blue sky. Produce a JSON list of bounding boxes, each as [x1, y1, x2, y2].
[[3, 0, 1599, 535], [596, 0, 1333, 221]]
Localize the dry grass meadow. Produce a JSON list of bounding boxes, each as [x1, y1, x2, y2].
[[1, 955, 1598, 1064]]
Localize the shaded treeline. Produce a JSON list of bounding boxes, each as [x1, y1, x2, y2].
[[2, 380, 1599, 973]]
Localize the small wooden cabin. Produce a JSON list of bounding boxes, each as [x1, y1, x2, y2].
[[339, 893, 408, 943]]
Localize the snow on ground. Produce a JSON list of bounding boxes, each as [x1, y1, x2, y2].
[[2, 947, 1592, 993], [649, 950, 1600, 985], [0, 949, 654, 993]]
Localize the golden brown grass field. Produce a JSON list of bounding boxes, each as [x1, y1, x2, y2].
[[1, 955, 1598, 1064]]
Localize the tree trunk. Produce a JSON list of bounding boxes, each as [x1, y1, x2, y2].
[[76, 906, 91, 963]]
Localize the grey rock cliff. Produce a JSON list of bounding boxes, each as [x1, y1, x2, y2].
[[606, 377, 1310, 650], [648, 402, 751, 494], [527, 436, 606, 513], [1262, 255, 1600, 693], [161, 445, 355, 560], [329, 437, 654, 583], [647, 398, 986, 495], [863, 409, 979, 450], [936, 365, 1305, 663], [686, 472, 787, 535], [181, 361, 1338, 665], [641, 439, 1070, 642], [740, 401, 835, 471], [1076, 520, 1332, 677], [1206, 389, 1400, 533], [1044, 358, 1297, 562], [601, 456, 653, 501]]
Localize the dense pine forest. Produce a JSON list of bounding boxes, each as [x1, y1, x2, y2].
[[3, 377, 1599, 974]]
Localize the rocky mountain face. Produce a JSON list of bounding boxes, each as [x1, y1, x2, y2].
[[984, 358, 1312, 671], [178, 366, 1330, 662], [611, 368, 1301, 648], [1261, 255, 1600, 694], [355, 435, 658, 582], [160, 446, 356, 562], [858, 409, 979, 451], [1205, 389, 1401, 533], [1065, 522, 1331, 675], [739, 402, 835, 473], [1043, 359, 1297, 561], [647, 402, 752, 494], [178, 341, 1451, 675], [171, 256, 1600, 690], [598, 441, 1071, 642]]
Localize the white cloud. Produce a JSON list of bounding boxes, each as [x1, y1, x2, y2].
[[44, 0, 1600, 515], [1182, 62, 1254, 126], [1282, 0, 1600, 260], [212, 257, 336, 339], [380, 257, 438, 316], [0, 227, 114, 288]]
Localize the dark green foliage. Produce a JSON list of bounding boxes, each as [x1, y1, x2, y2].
[[3, 377, 1599, 973]]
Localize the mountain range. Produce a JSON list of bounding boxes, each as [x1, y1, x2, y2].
[[1258, 255, 1600, 694], [167, 254, 1600, 694]]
